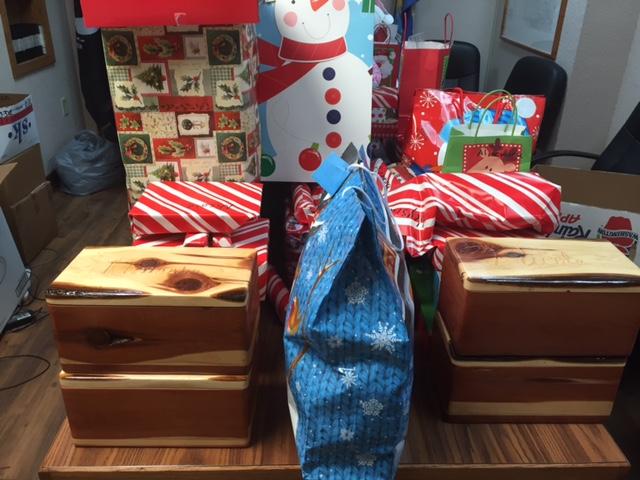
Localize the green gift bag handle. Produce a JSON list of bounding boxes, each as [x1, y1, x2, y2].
[[466, 90, 520, 137]]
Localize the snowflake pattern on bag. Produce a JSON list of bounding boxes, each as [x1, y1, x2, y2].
[[285, 169, 414, 479]]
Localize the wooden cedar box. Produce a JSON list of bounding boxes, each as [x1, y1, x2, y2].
[[438, 238, 640, 357], [46, 247, 260, 375], [59, 370, 256, 447], [430, 312, 626, 423]]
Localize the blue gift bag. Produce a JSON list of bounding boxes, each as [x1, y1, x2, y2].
[[284, 164, 414, 479]]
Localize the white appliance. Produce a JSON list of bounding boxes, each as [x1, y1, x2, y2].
[[0, 210, 30, 332]]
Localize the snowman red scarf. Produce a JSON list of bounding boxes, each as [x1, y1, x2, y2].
[[257, 36, 347, 104]]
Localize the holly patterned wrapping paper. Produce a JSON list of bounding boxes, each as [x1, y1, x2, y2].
[[102, 25, 261, 204]]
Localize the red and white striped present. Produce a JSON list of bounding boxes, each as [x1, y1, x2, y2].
[[372, 87, 400, 139], [129, 181, 263, 236], [388, 172, 561, 257], [266, 265, 290, 323], [292, 184, 325, 228], [430, 226, 545, 272], [133, 218, 270, 299], [372, 86, 399, 110], [133, 232, 210, 247]]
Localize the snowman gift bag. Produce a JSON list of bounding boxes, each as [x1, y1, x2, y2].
[[257, 0, 375, 182], [284, 154, 414, 479]]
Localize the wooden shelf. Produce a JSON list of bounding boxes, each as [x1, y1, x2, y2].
[[39, 309, 630, 480]]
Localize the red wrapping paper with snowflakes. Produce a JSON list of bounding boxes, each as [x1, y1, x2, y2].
[[129, 181, 263, 236], [134, 217, 270, 299], [403, 89, 546, 171], [387, 172, 561, 257]]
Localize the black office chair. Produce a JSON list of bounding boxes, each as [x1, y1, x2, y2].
[[443, 41, 480, 91], [534, 101, 640, 174], [505, 56, 568, 152]]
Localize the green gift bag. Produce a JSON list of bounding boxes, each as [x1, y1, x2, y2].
[[442, 93, 533, 173]]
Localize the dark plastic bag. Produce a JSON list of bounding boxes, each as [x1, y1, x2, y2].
[[54, 130, 124, 196]]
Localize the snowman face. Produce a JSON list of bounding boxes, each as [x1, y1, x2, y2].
[[275, 0, 351, 44]]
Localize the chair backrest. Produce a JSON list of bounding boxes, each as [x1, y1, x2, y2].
[[593, 101, 640, 174], [442, 41, 481, 92], [505, 56, 567, 152]]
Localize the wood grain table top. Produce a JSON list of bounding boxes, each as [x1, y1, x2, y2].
[[39, 309, 631, 480]]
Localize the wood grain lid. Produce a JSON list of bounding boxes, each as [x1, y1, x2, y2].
[[46, 247, 257, 307], [446, 237, 640, 293]]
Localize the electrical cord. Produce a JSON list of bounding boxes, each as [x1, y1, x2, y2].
[[0, 355, 51, 392], [4, 308, 48, 333]]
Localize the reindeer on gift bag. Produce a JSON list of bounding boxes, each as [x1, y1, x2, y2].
[[467, 139, 520, 173]]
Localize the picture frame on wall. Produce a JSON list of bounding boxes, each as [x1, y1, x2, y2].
[[500, 0, 568, 59]]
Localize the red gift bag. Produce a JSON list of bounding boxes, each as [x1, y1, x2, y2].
[[398, 14, 454, 134], [403, 89, 546, 170], [374, 23, 401, 89]]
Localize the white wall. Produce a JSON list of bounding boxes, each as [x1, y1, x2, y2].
[[414, 0, 500, 89], [0, 0, 85, 173], [608, 13, 640, 141], [552, 0, 640, 156], [485, 0, 587, 90]]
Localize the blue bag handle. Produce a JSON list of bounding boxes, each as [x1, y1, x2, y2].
[[341, 164, 404, 253]]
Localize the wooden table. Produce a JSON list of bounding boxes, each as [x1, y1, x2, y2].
[[39, 313, 630, 480]]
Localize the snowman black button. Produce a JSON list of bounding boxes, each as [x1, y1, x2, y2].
[[327, 109, 341, 125], [323, 67, 336, 81]]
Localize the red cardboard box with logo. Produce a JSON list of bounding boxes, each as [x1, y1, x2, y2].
[[535, 165, 640, 266]]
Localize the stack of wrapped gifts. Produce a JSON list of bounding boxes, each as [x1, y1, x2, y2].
[[129, 181, 268, 299]]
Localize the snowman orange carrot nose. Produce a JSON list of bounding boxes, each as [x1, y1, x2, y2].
[[311, 0, 331, 11]]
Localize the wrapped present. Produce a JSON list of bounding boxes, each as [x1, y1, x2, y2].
[[283, 184, 325, 285], [292, 184, 325, 231], [129, 181, 263, 236], [388, 172, 562, 257], [372, 86, 399, 139], [266, 265, 289, 323], [97, 22, 261, 203], [134, 218, 269, 300]]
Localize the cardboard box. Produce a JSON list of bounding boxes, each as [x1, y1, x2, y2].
[[535, 165, 640, 266], [0, 145, 56, 264], [4, 182, 57, 264], [0, 144, 46, 205], [0, 94, 40, 162]]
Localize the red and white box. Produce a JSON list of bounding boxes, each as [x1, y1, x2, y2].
[[387, 172, 561, 257], [130, 181, 268, 298], [129, 181, 263, 236]]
